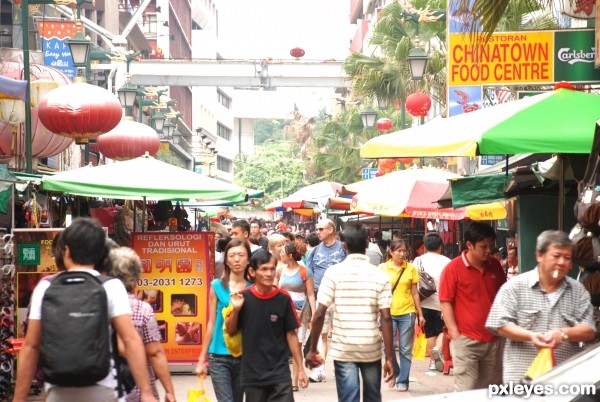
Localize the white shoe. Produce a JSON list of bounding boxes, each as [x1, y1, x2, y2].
[[309, 372, 326, 383], [428, 360, 436, 370], [431, 347, 444, 372]]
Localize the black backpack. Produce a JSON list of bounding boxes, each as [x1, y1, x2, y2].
[[40, 271, 115, 387]]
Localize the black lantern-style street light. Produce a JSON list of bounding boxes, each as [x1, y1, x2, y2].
[[407, 47, 430, 81], [67, 30, 92, 67], [360, 106, 377, 128]]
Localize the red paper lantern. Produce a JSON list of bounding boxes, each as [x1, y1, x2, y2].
[[96, 119, 160, 161], [290, 47, 305, 58], [406, 92, 432, 117], [376, 118, 393, 132], [395, 157, 414, 165], [553, 81, 576, 91], [0, 61, 73, 160], [378, 158, 397, 174], [38, 82, 123, 144]]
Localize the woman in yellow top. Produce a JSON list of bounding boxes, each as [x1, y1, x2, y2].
[[379, 239, 424, 392]]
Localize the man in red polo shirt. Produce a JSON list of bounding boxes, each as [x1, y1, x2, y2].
[[439, 222, 506, 391]]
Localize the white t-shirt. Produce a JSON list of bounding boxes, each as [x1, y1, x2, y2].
[[413, 252, 451, 311], [29, 268, 132, 392]]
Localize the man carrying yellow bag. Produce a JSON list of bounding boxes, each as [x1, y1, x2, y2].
[[486, 230, 596, 383]]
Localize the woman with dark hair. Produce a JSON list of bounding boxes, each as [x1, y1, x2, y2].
[[379, 239, 424, 392], [195, 238, 252, 402], [278, 241, 316, 392]]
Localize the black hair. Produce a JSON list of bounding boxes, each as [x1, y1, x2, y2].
[[217, 236, 231, 253], [249, 249, 276, 271], [340, 223, 368, 254], [423, 232, 443, 252], [62, 217, 106, 266], [282, 231, 295, 242], [250, 219, 262, 228], [232, 219, 250, 234], [306, 232, 319, 247], [464, 222, 496, 245], [51, 231, 66, 271], [222, 238, 251, 289]]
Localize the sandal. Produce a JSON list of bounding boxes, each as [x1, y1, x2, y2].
[[292, 386, 299, 392]]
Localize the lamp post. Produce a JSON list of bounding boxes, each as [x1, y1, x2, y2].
[[359, 106, 377, 129]]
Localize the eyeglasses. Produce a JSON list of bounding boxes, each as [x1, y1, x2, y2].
[[317, 226, 332, 231]]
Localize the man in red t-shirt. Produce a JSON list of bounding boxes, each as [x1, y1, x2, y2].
[[439, 222, 506, 391]]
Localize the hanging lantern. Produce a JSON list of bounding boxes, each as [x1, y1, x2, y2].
[[290, 47, 305, 59], [0, 61, 73, 162], [395, 157, 414, 165], [553, 81, 576, 91], [376, 117, 393, 132], [96, 119, 161, 161], [378, 158, 397, 174], [406, 92, 432, 117], [38, 82, 122, 144]]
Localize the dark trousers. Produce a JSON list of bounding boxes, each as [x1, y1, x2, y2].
[[244, 382, 294, 402]]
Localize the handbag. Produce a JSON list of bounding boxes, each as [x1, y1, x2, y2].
[[188, 376, 212, 402], [412, 324, 427, 360], [414, 257, 437, 301]]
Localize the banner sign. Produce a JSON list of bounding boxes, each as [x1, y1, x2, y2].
[[132, 232, 215, 364], [450, 30, 600, 86], [449, 31, 553, 86], [37, 21, 78, 79]]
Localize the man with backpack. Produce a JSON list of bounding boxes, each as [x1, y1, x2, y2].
[[12, 218, 156, 402], [412, 232, 450, 372]]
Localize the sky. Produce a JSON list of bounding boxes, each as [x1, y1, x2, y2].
[[215, 0, 351, 61], [215, 0, 352, 118]]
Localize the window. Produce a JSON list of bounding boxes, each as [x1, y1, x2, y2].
[[140, 13, 157, 35], [217, 122, 231, 141], [217, 156, 232, 173], [217, 90, 230, 108]]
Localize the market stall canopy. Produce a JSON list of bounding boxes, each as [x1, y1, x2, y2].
[[438, 156, 579, 209], [191, 188, 264, 206], [345, 168, 506, 220], [360, 88, 600, 158], [265, 181, 342, 212], [41, 153, 248, 202]]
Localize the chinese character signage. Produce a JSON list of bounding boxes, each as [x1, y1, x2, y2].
[[37, 21, 78, 79], [132, 232, 215, 364]]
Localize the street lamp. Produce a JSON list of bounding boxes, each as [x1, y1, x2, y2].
[[407, 46, 430, 81], [161, 119, 176, 139], [360, 106, 377, 128], [151, 109, 166, 133], [117, 82, 138, 116], [67, 30, 92, 68], [171, 129, 182, 145]]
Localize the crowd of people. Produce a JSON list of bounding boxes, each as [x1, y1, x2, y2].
[[11, 215, 600, 402]]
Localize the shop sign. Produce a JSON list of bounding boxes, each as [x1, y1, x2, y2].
[[17, 243, 40, 266], [132, 232, 214, 364], [37, 21, 78, 79], [554, 30, 600, 82], [449, 31, 553, 86]]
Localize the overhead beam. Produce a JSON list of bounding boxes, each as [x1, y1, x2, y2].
[[128, 59, 351, 88]]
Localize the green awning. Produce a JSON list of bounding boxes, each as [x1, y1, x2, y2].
[[449, 173, 513, 208]]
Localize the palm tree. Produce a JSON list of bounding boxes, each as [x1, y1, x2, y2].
[[343, 0, 447, 127], [458, 0, 559, 38], [310, 107, 405, 184]]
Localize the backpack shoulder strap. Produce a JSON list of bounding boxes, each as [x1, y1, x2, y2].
[[300, 266, 307, 282]]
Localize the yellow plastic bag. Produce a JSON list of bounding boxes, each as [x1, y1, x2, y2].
[[188, 376, 212, 402], [524, 347, 555, 381], [222, 302, 242, 357], [412, 325, 427, 360]]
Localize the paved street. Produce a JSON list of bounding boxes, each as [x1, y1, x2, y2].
[[25, 348, 455, 401], [158, 355, 455, 402]]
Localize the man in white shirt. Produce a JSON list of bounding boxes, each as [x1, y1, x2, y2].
[[412, 231, 450, 372]]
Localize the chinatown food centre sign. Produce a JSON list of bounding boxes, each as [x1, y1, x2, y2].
[[449, 29, 600, 86]]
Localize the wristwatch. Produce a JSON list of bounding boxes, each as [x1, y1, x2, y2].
[[560, 329, 569, 342]]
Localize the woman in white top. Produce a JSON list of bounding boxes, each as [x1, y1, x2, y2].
[[278, 241, 316, 392]]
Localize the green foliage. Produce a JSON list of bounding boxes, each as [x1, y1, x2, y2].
[[253, 119, 286, 145], [234, 144, 304, 204]]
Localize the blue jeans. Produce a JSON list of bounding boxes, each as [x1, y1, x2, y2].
[[391, 313, 415, 388], [333, 360, 382, 402], [208, 354, 243, 402]]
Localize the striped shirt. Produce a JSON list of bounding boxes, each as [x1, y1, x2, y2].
[[486, 268, 595, 383], [317, 254, 392, 363]]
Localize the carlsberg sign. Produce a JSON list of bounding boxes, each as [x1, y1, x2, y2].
[[554, 30, 600, 82]]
